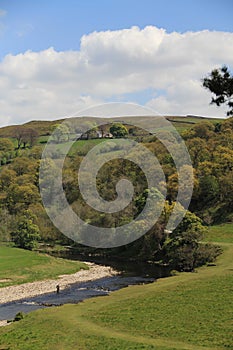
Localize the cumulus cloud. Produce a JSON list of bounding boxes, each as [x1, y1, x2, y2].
[[0, 25, 233, 126], [146, 79, 228, 117]]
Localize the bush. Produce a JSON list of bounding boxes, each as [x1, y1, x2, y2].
[[194, 243, 222, 267], [14, 312, 25, 322]]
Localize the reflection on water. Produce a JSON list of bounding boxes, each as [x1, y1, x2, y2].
[[1, 249, 170, 321], [53, 248, 170, 279]]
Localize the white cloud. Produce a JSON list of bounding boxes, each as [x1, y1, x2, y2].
[[146, 79, 228, 117], [0, 25, 233, 127]]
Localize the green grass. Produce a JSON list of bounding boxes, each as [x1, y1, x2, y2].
[[46, 138, 105, 156], [38, 135, 49, 144], [68, 138, 105, 155], [168, 116, 223, 124], [85, 275, 232, 348], [0, 245, 88, 287], [167, 116, 223, 132], [0, 234, 232, 349], [203, 223, 233, 243]]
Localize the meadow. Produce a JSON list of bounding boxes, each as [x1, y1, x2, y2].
[[0, 245, 88, 288], [203, 223, 233, 243], [0, 224, 232, 350]]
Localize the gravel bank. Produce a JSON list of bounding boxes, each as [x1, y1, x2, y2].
[[0, 262, 118, 313]]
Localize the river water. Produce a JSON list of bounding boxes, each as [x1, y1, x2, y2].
[[0, 252, 170, 321]]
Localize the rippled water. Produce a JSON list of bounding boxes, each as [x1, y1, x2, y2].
[[0, 274, 155, 321]]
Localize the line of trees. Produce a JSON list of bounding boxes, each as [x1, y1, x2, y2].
[[0, 65, 232, 270], [0, 116, 232, 269], [13, 127, 38, 149]]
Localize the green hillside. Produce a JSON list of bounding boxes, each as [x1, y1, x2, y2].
[[0, 116, 232, 349], [0, 115, 223, 138], [0, 245, 88, 287], [0, 116, 232, 270], [0, 226, 232, 349]]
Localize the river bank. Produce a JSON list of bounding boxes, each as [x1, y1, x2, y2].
[[1, 241, 231, 348], [0, 262, 118, 326]]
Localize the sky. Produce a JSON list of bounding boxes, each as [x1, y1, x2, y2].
[[0, 0, 233, 127]]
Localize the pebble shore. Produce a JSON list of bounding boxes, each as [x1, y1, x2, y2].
[[0, 262, 118, 326]]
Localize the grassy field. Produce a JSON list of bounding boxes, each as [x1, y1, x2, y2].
[[203, 223, 233, 243], [166, 116, 222, 132], [167, 116, 223, 124], [0, 225, 232, 350], [0, 246, 88, 287], [39, 138, 106, 156]]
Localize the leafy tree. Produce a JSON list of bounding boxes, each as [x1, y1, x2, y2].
[[11, 211, 40, 250], [0, 208, 12, 242], [6, 183, 40, 214], [21, 128, 38, 148], [191, 122, 215, 140], [186, 137, 210, 167], [0, 138, 14, 152], [84, 121, 98, 140], [213, 146, 233, 174], [0, 168, 17, 190], [110, 123, 128, 138], [163, 210, 216, 271], [13, 127, 38, 149], [11, 157, 38, 176], [29, 145, 43, 159], [13, 127, 24, 149], [202, 65, 233, 116], [182, 122, 215, 141], [219, 172, 233, 205], [53, 124, 69, 143]]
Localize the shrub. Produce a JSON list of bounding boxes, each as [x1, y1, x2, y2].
[[14, 312, 25, 322]]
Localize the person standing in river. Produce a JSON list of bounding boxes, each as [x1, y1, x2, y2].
[[56, 284, 60, 294]]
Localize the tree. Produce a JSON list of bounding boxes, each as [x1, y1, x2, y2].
[[0, 138, 14, 153], [0, 168, 17, 190], [186, 137, 210, 167], [13, 127, 24, 149], [163, 210, 210, 271], [53, 124, 69, 143], [83, 121, 97, 140], [6, 183, 40, 214], [202, 65, 233, 116], [11, 211, 40, 250], [0, 208, 12, 242], [11, 157, 38, 176], [110, 123, 128, 138], [219, 172, 233, 205], [13, 127, 38, 149], [22, 128, 38, 148]]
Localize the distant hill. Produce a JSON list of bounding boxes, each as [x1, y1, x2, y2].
[[0, 115, 223, 138], [0, 119, 63, 138]]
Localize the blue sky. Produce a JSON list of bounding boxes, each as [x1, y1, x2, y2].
[[0, 0, 233, 126], [1, 0, 233, 58]]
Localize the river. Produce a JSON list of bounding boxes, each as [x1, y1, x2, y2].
[[0, 251, 170, 322]]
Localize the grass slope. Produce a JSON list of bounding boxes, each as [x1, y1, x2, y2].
[[203, 223, 233, 243], [0, 246, 88, 287], [0, 226, 232, 349], [0, 116, 222, 138]]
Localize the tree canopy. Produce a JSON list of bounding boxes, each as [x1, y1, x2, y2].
[[110, 123, 128, 138], [202, 65, 233, 116], [11, 210, 40, 250], [0, 117, 232, 269]]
